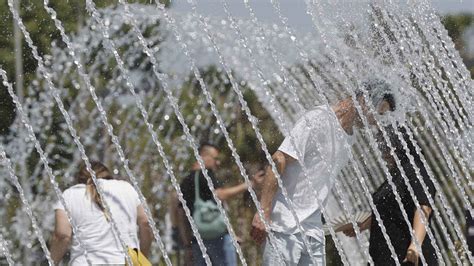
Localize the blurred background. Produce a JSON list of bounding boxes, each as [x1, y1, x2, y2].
[[0, 0, 473, 265]]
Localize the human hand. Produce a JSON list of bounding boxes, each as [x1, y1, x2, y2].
[[250, 212, 269, 245], [403, 244, 419, 266], [359, 215, 372, 230], [341, 215, 372, 237], [342, 225, 356, 237]]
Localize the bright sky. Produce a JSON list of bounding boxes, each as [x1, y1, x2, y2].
[[171, 0, 474, 34], [431, 0, 474, 13]]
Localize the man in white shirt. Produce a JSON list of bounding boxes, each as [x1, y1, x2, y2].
[[250, 90, 396, 265]]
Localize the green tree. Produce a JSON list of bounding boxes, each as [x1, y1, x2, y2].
[[442, 14, 474, 77], [0, 0, 170, 135]]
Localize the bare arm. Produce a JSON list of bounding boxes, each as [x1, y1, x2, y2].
[[260, 151, 295, 218], [50, 210, 72, 265], [169, 191, 179, 227], [215, 168, 267, 201], [411, 205, 431, 244], [176, 205, 194, 265], [137, 205, 153, 257], [177, 205, 193, 248], [251, 151, 295, 244], [404, 205, 432, 265], [215, 183, 248, 201]]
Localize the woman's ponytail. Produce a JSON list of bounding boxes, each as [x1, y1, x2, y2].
[[76, 161, 113, 211]]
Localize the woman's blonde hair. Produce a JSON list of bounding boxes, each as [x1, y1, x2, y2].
[[76, 161, 113, 211]]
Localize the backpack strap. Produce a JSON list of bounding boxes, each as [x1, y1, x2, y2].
[[194, 171, 201, 203]]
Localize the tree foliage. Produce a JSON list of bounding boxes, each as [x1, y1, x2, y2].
[[442, 14, 474, 76], [0, 0, 169, 135]]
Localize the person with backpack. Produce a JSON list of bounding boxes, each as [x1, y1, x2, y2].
[[177, 143, 263, 266], [50, 161, 152, 265]]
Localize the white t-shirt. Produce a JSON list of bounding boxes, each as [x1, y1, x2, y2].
[[53, 179, 141, 265], [271, 105, 351, 241]]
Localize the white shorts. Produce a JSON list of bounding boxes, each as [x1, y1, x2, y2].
[[263, 231, 325, 266]]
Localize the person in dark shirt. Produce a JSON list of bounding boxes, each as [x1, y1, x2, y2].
[[176, 143, 263, 266], [180, 165, 223, 216], [344, 126, 438, 265]]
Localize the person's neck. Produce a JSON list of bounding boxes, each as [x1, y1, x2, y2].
[[191, 162, 201, 171], [191, 162, 213, 172], [332, 102, 355, 135]]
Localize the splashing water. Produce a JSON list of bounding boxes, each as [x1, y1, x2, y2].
[[0, 1, 472, 264]]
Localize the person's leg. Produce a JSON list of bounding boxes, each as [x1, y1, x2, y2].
[[222, 234, 237, 266], [297, 236, 325, 266], [263, 232, 302, 266], [192, 241, 208, 266], [204, 236, 226, 266]]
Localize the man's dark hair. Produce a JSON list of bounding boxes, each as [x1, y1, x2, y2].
[[382, 93, 396, 111], [355, 78, 397, 111], [355, 90, 396, 112], [198, 142, 219, 155]]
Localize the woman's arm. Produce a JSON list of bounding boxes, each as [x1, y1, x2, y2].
[[50, 210, 72, 264], [137, 205, 153, 257], [404, 205, 432, 265]]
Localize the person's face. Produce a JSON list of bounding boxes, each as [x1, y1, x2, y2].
[[356, 98, 392, 127], [252, 169, 265, 182], [377, 100, 392, 115], [202, 147, 220, 170]]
